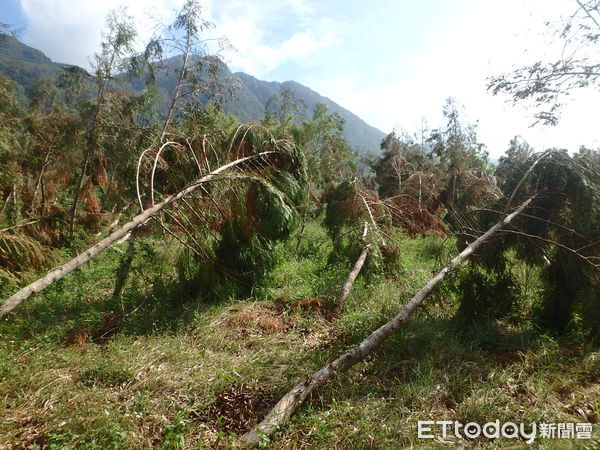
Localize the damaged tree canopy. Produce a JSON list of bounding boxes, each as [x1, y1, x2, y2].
[[1, 124, 307, 318], [242, 149, 600, 443]]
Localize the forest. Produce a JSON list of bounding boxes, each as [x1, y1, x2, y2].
[[0, 0, 599, 448]]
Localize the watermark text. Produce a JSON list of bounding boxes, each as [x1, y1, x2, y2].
[[417, 420, 593, 443]]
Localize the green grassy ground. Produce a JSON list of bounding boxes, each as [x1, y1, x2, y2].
[[0, 223, 598, 448]]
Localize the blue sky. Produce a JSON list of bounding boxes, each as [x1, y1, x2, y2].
[[1, 0, 598, 157], [2, 0, 25, 29]]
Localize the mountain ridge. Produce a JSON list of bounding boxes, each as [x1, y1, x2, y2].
[[0, 34, 386, 152]]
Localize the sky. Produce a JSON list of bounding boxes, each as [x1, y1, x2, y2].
[[1, 0, 599, 158]]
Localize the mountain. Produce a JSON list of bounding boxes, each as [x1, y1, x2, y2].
[[226, 73, 385, 153], [0, 35, 386, 152], [0, 34, 69, 93]]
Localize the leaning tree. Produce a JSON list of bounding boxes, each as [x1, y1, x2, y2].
[[0, 123, 307, 318], [458, 148, 600, 333]]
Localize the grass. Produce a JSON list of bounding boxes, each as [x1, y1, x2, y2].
[[0, 221, 598, 448]]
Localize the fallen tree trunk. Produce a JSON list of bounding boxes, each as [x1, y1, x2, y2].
[[0, 152, 277, 319], [241, 196, 533, 445], [338, 222, 370, 305], [339, 245, 370, 303]]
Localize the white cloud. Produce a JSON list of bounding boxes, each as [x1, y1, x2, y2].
[[14, 0, 598, 155], [220, 22, 339, 78], [17, 0, 339, 80], [210, 0, 339, 78], [19, 0, 184, 67], [327, 0, 599, 156]]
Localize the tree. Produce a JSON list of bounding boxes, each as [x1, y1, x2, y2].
[[264, 85, 307, 132], [488, 0, 600, 125], [461, 149, 600, 334], [295, 103, 356, 190], [67, 8, 139, 236], [495, 136, 533, 195], [56, 66, 89, 107], [0, 74, 22, 227], [428, 99, 492, 208], [372, 130, 434, 199], [371, 100, 498, 236], [142, 0, 234, 142]]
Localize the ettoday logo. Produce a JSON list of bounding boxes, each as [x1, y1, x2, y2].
[[417, 420, 594, 443]]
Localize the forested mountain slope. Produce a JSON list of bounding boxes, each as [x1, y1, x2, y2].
[[0, 34, 69, 92], [0, 34, 385, 152]]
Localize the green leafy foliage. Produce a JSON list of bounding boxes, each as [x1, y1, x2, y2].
[[460, 149, 600, 336], [452, 266, 520, 324], [322, 181, 401, 278]]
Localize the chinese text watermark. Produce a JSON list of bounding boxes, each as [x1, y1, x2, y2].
[[417, 420, 593, 443]]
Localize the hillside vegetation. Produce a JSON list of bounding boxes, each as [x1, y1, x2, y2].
[[2, 224, 598, 448], [0, 35, 384, 153]]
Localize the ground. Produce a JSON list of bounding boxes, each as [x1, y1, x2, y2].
[[0, 222, 598, 448]]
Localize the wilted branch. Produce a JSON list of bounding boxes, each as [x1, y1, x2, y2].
[[499, 228, 600, 269]]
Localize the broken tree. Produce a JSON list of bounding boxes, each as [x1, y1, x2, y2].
[[241, 196, 533, 444], [0, 151, 281, 318]]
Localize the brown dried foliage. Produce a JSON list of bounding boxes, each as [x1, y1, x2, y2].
[[384, 197, 447, 237], [226, 305, 290, 333], [81, 181, 101, 214], [295, 297, 324, 310], [93, 154, 108, 188], [202, 385, 274, 433]]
